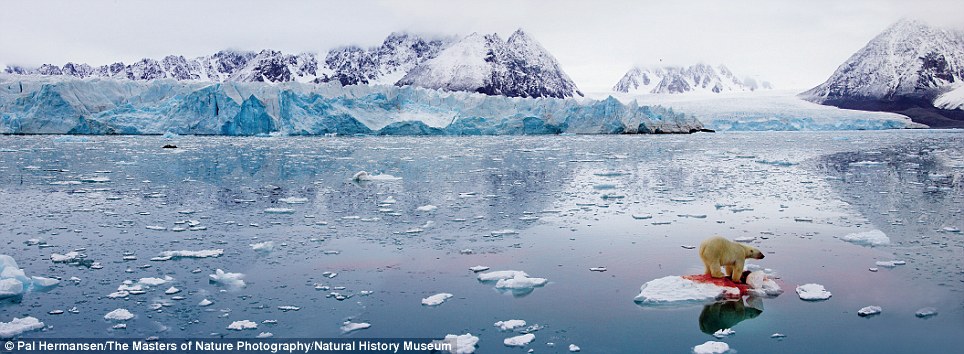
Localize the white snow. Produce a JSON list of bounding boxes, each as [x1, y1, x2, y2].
[[796, 283, 832, 301], [495, 274, 548, 290], [840, 229, 890, 246], [421, 293, 453, 306], [875, 260, 906, 268], [227, 320, 258, 330], [503, 333, 535, 347], [713, 328, 736, 338], [569, 344, 581, 352], [0, 316, 44, 338], [209, 269, 245, 288], [104, 309, 134, 321], [693, 341, 730, 354], [434, 333, 479, 354], [158, 249, 223, 259], [50, 251, 81, 263], [934, 84, 964, 110], [634, 276, 734, 306], [858, 305, 882, 317], [340, 321, 371, 333], [494, 319, 526, 331], [478, 270, 528, 282]]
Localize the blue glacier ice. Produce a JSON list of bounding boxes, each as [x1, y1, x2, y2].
[[0, 75, 701, 135]]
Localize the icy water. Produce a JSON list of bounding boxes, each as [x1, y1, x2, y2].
[[1, 131, 962, 353]]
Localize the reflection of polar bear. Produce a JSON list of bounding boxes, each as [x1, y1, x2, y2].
[[699, 299, 763, 334], [699, 236, 765, 282]]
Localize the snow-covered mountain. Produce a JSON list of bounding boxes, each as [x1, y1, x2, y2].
[[801, 19, 964, 127], [315, 32, 451, 85], [613, 64, 772, 94], [397, 30, 583, 99]]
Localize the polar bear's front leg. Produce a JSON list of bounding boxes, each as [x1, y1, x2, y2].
[[731, 260, 745, 283]]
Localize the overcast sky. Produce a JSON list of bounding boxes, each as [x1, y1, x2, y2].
[[2, 0, 962, 91]]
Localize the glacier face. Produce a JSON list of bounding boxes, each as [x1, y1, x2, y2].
[[613, 64, 772, 94], [0, 75, 700, 136], [599, 91, 925, 131]]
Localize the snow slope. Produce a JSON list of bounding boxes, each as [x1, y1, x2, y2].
[[0, 75, 700, 135], [597, 90, 924, 131], [613, 64, 771, 94]]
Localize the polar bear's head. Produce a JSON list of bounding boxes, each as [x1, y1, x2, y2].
[[743, 244, 765, 259]]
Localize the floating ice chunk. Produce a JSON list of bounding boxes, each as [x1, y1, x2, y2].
[[632, 214, 653, 220], [693, 341, 730, 354], [164, 287, 180, 295], [277, 306, 300, 312], [352, 171, 401, 181], [478, 270, 529, 282], [569, 344, 581, 352], [0, 279, 24, 298], [858, 306, 882, 317], [227, 320, 257, 330], [490, 229, 519, 236], [209, 269, 245, 288], [796, 284, 831, 301], [495, 320, 526, 331], [681, 245, 696, 249], [0, 317, 44, 338], [145, 225, 167, 231], [849, 161, 884, 166], [198, 299, 214, 307], [30, 277, 60, 289], [840, 230, 890, 247], [745, 271, 783, 297], [495, 274, 548, 290], [50, 251, 82, 263], [158, 249, 223, 259], [137, 277, 168, 287], [771, 333, 787, 339], [104, 309, 134, 321], [634, 276, 733, 306], [504, 333, 535, 347], [915, 307, 938, 318], [341, 321, 371, 333], [875, 260, 905, 268], [279, 197, 308, 204], [257, 332, 274, 338], [434, 333, 479, 354], [589, 267, 607, 272], [264, 208, 295, 214], [469, 266, 490, 273], [250, 242, 274, 252], [733, 236, 756, 243], [712, 328, 735, 338], [421, 293, 453, 306], [670, 197, 696, 202], [381, 196, 397, 204], [416, 205, 438, 212]]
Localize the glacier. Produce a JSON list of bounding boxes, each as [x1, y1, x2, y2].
[[0, 75, 701, 135], [600, 90, 925, 131]]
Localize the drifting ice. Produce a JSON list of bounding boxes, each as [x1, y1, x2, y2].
[[434, 333, 479, 354], [421, 293, 453, 306], [104, 309, 134, 321], [209, 269, 246, 288], [0, 317, 44, 338], [504, 333, 535, 347], [634, 276, 735, 306], [494, 320, 526, 331], [796, 283, 832, 301], [840, 230, 890, 246], [693, 341, 730, 354]]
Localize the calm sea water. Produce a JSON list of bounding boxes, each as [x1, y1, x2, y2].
[[1, 131, 962, 353]]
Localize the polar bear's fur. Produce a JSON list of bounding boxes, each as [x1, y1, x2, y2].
[[699, 236, 765, 282]]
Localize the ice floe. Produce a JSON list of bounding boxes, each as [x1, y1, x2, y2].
[[634, 276, 736, 306], [839, 230, 890, 246], [264, 208, 295, 214], [50, 251, 82, 263], [712, 328, 735, 338], [569, 344, 581, 352], [279, 197, 308, 204], [104, 309, 134, 321], [209, 269, 245, 288], [857, 306, 881, 317], [421, 293, 453, 306], [693, 341, 730, 354], [795, 284, 831, 301], [157, 249, 223, 259], [227, 320, 258, 330], [494, 320, 526, 331], [352, 171, 401, 181], [1, 255, 60, 298], [875, 260, 905, 268], [478, 270, 529, 282], [416, 205, 438, 212], [434, 333, 479, 354], [504, 333, 535, 347], [0, 316, 44, 338], [250, 241, 275, 253], [341, 321, 371, 333], [495, 274, 548, 290], [915, 307, 938, 318], [469, 266, 490, 273]]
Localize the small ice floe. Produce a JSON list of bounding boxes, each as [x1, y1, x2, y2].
[[469, 266, 490, 273], [421, 293, 453, 306], [915, 307, 938, 318], [494, 320, 526, 331], [341, 321, 371, 333], [104, 309, 134, 321], [941, 226, 961, 233], [793, 217, 813, 222], [589, 267, 607, 272], [250, 241, 274, 253], [569, 344, 581, 352], [50, 251, 82, 263], [693, 341, 730, 354], [164, 287, 180, 295], [0, 316, 44, 338], [279, 197, 308, 204], [198, 299, 214, 307], [434, 333, 479, 354], [257, 332, 274, 338], [227, 320, 257, 330], [145, 225, 167, 231], [733, 236, 756, 243], [490, 229, 519, 236], [670, 197, 696, 202], [459, 249, 473, 255], [634, 276, 736, 306], [416, 205, 438, 212], [857, 306, 882, 317], [209, 269, 245, 288], [632, 214, 653, 220], [277, 306, 300, 312], [712, 328, 735, 338], [157, 249, 223, 259], [795, 284, 831, 301], [839, 230, 890, 247], [504, 333, 535, 347], [771, 333, 787, 339], [875, 260, 906, 268], [352, 171, 401, 182], [478, 270, 529, 282], [849, 161, 884, 167], [495, 274, 548, 290], [264, 208, 295, 214], [112, 323, 126, 330]]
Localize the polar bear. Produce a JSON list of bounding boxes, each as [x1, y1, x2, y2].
[[699, 236, 765, 283]]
